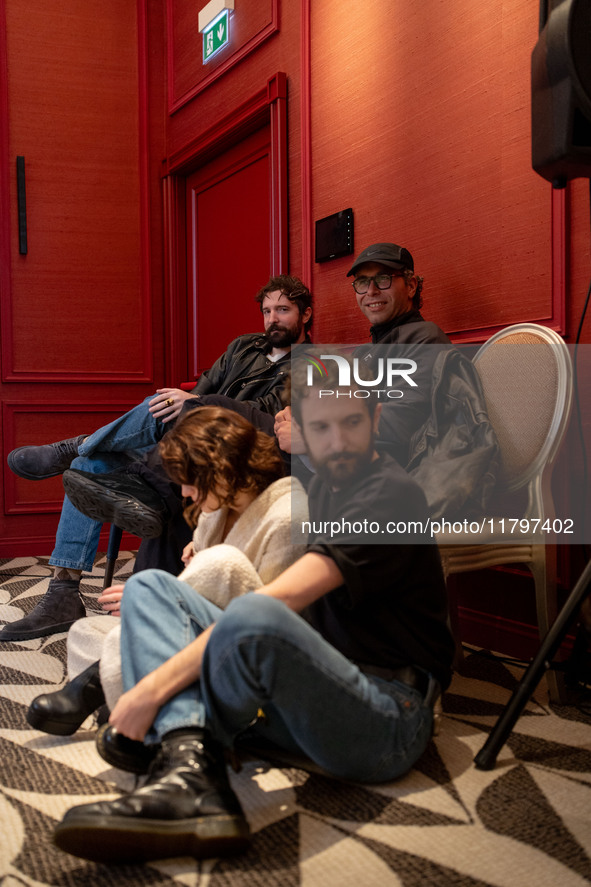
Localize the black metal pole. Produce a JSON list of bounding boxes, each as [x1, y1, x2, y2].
[[474, 558, 591, 770]]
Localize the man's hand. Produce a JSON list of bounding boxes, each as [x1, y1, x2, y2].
[[98, 584, 125, 618], [149, 388, 197, 423], [109, 623, 216, 740], [108, 674, 161, 742], [273, 406, 307, 454]]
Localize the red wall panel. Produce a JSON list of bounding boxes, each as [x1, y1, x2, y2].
[[0, 0, 167, 555], [306, 0, 563, 346], [2, 402, 143, 515], [165, 1, 304, 282], [2, 0, 152, 382], [186, 127, 271, 374]]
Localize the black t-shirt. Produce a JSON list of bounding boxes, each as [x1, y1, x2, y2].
[[304, 453, 455, 689]]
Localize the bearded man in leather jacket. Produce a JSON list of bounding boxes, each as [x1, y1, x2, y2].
[[1, 276, 312, 642]]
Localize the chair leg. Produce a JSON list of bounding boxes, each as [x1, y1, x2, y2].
[[103, 525, 123, 590]]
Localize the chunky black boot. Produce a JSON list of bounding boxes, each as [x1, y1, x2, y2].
[[62, 468, 168, 539], [95, 723, 158, 774], [27, 661, 105, 736], [0, 578, 86, 641], [7, 435, 87, 480], [53, 729, 251, 864]]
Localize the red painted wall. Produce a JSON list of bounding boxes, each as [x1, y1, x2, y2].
[[306, 0, 571, 345], [0, 0, 166, 555]]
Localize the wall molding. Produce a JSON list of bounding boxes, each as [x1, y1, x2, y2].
[[0, 528, 138, 559], [0, 0, 154, 384], [0, 0, 11, 386], [162, 72, 288, 380], [167, 0, 279, 115], [300, 0, 312, 288], [3, 401, 143, 514], [458, 603, 574, 661]]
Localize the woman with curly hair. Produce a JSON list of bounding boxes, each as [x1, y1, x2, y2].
[[28, 406, 308, 735]]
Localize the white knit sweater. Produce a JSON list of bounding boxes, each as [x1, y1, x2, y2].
[[177, 475, 308, 606], [67, 477, 308, 708]]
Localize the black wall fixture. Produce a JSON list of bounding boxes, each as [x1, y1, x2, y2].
[[531, 0, 591, 186], [16, 155, 27, 255]]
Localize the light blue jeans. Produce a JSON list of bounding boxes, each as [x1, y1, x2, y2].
[[119, 569, 436, 783], [50, 396, 168, 572]]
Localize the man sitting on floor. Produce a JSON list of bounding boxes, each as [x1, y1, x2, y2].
[[51, 351, 455, 865]]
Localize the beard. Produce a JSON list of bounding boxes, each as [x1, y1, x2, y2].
[[265, 321, 302, 348], [311, 448, 374, 489]]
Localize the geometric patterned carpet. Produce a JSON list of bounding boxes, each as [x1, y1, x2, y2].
[[1, 556, 591, 886]]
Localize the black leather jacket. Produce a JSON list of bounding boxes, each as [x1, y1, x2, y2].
[[191, 333, 290, 416], [406, 348, 499, 519], [368, 312, 498, 518]]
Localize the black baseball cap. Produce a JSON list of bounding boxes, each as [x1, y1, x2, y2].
[[346, 242, 414, 276]]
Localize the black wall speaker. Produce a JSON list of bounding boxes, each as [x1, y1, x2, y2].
[[531, 0, 591, 185]]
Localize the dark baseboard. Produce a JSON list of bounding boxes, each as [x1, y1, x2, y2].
[[458, 605, 574, 661], [0, 530, 139, 561]]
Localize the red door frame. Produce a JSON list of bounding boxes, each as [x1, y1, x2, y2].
[[161, 72, 288, 386]]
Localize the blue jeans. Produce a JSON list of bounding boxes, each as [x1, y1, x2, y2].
[[119, 570, 436, 783], [50, 396, 167, 572]]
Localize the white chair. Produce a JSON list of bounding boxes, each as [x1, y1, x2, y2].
[[436, 323, 573, 703]]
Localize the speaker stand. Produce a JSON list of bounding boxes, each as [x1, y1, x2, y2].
[[474, 559, 591, 770]]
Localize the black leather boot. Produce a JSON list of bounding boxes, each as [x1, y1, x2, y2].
[[53, 729, 251, 864], [62, 467, 168, 539], [95, 723, 158, 774], [27, 660, 105, 735], [0, 578, 86, 641]]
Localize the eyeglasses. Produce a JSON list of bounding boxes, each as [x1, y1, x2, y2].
[[352, 272, 402, 295]]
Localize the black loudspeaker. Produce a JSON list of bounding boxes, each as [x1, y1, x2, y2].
[[531, 0, 591, 186]]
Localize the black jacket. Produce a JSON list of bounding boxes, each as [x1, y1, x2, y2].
[[192, 333, 290, 415], [367, 311, 498, 518], [358, 311, 452, 466], [406, 348, 499, 519], [370, 310, 451, 345]]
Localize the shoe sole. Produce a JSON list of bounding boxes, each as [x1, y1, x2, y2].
[[26, 707, 83, 736], [53, 812, 251, 863], [7, 447, 62, 480], [62, 473, 164, 539], [0, 618, 83, 642]]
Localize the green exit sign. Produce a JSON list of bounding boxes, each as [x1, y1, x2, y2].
[[203, 10, 229, 62]]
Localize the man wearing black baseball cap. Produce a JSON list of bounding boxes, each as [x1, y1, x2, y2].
[[344, 241, 496, 519], [347, 242, 449, 345]]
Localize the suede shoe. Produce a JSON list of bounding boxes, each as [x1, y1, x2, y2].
[[96, 723, 158, 774], [53, 730, 251, 864], [0, 578, 85, 641], [7, 435, 87, 480], [62, 468, 168, 539], [27, 660, 105, 735]]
